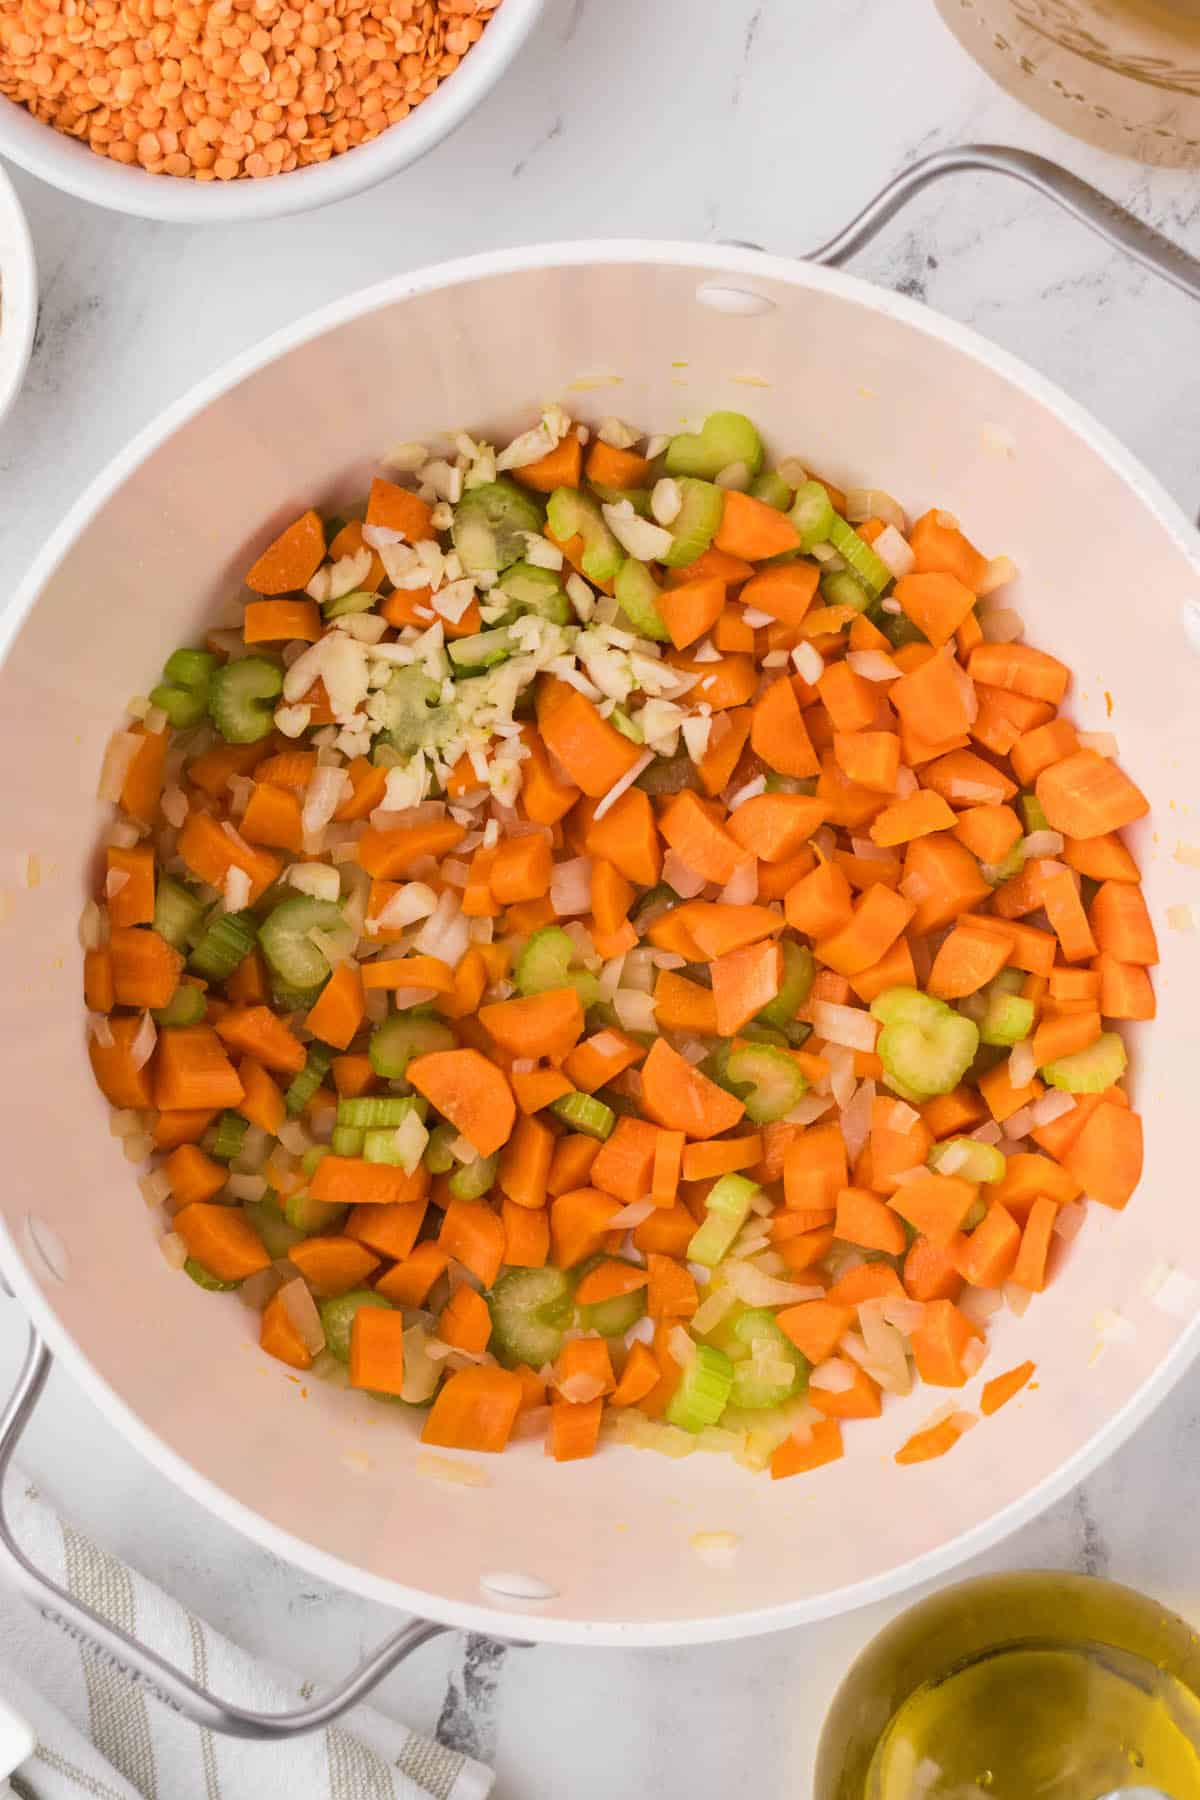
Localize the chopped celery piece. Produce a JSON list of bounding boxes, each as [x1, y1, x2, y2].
[[184, 1258, 239, 1291], [448, 627, 514, 673], [188, 908, 257, 981], [284, 1192, 346, 1234], [728, 1396, 815, 1472], [549, 1092, 615, 1141], [152, 983, 207, 1027], [368, 1014, 455, 1080], [243, 1198, 304, 1259], [789, 480, 836, 552], [983, 840, 1026, 887], [819, 568, 871, 613], [452, 479, 544, 574], [513, 925, 601, 1008], [335, 1094, 425, 1130], [687, 1173, 759, 1268], [724, 1309, 807, 1410], [259, 896, 352, 990], [590, 484, 653, 517], [927, 1138, 1007, 1184], [724, 1044, 807, 1125], [370, 667, 449, 756], [545, 488, 624, 585], [756, 940, 815, 1029], [150, 647, 218, 729], [285, 1042, 333, 1116], [424, 1122, 457, 1173], [610, 706, 644, 744], [363, 1128, 409, 1166], [330, 1125, 365, 1157], [664, 1343, 734, 1433], [208, 655, 283, 744], [497, 562, 570, 623], [1042, 1030, 1127, 1093], [827, 515, 892, 597], [613, 558, 669, 642], [575, 1258, 646, 1337], [300, 1146, 328, 1178], [322, 588, 377, 621], [1020, 792, 1050, 834], [319, 1289, 393, 1363], [750, 469, 794, 511], [876, 607, 926, 650], [153, 876, 208, 951], [448, 1151, 498, 1199], [399, 1323, 441, 1406], [489, 1266, 573, 1368], [661, 478, 724, 568], [980, 986, 1035, 1048], [871, 987, 979, 1099], [209, 1110, 248, 1163], [664, 412, 764, 482]]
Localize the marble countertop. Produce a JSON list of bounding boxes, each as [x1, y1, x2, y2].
[[3, 0, 1200, 1791]]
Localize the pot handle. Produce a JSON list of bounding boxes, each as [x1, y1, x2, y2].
[[797, 143, 1200, 303], [0, 1322, 452, 1739]]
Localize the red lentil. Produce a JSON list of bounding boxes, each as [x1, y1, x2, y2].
[[0, 0, 499, 180]]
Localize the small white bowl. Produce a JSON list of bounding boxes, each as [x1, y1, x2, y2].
[[0, 0, 543, 225], [0, 161, 35, 428]]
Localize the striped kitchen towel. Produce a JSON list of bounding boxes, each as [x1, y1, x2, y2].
[[0, 1477, 491, 1800]]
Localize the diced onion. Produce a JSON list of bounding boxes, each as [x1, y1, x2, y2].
[[651, 478, 683, 526], [414, 890, 469, 967], [159, 1232, 188, 1270], [847, 649, 900, 682], [1007, 1039, 1037, 1089], [662, 849, 707, 900], [281, 1278, 325, 1355], [1077, 731, 1118, 758], [723, 1262, 823, 1307], [557, 1371, 608, 1404], [97, 731, 143, 803], [981, 606, 1024, 644], [1003, 1104, 1035, 1140], [872, 524, 916, 580], [1053, 1202, 1087, 1242], [970, 1119, 1003, 1145], [226, 1172, 268, 1201], [614, 988, 657, 1034], [936, 1141, 969, 1176], [826, 1044, 857, 1109], [785, 1094, 835, 1125], [814, 1002, 877, 1052], [302, 767, 350, 840], [592, 750, 654, 822], [958, 1286, 1003, 1326], [1004, 1282, 1034, 1317], [608, 1198, 656, 1229], [1021, 830, 1065, 857], [129, 1011, 157, 1071], [717, 860, 758, 906], [550, 856, 593, 918], [792, 641, 824, 685], [601, 503, 674, 562], [1030, 1090, 1074, 1127], [374, 881, 438, 930], [809, 1357, 856, 1394], [845, 488, 906, 530], [888, 1101, 921, 1133], [881, 1296, 926, 1335], [961, 1337, 988, 1378], [88, 1013, 114, 1047], [668, 1325, 697, 1367], [839, 1078, 874, 1165]]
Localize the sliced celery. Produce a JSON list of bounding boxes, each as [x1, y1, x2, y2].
[[208, 656, 283, 744], [664, 1343, 734, 1433], [188, 908, 257, 982], [749, 469, 794, 511], [979, 985, 1035, 1048], [1042, 1030, 1127, 1093], [154, 877, 208, 951], [545, 488, 624, 585], [513, 925, 601, 1008], [368, 1014, 455, 1081], [724, 1044, 807, 1125], [927, 1138, 1007, 1184], [549, 1092, 615, 1141], [184, 1258, 240, 1292], [285, 1042, 334, 1115], [827, 515, 892, 597], [448, 1152, 498, 1199], [489, 1267, 573, 1368], [614, 558, 669, 642], [336, 1094, 425, 1130], [319, 1289, 393, 1363], [452, 479, 544, 575], [789, 480, 836, 552], [664, 412, 764, 481], [871, 987, 979, 1099], [661, 478, 724, 569], [209, 1110, 248, 1163], [687, 1173, 759, 1268], [755, 940, 815, 1029]]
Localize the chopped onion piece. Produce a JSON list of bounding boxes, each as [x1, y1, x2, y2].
[[550, 855, 593, 918], [592, 750, 654, 822], [872, 524, 916, 580], [881, 1296, 926, 1335], [792, 641, 824, 685], [961, 1337, 988, 1379], [1053, 1202, 1087, 1242], [608, 1198, 656, 1229], [826, 1044, 857, 1109], [1030, 1090, 1074, 1127], [159, 1232, 188, 1270], [845, 488, 906, 529], [958, 1286, 1003, 1327], [1077, 730, 1118, 758], [980, 606, 1024, 644], [839, 1077, 874, 1165], [614, 988, 657, 1035], [1021, 830, 1064, 857], [281, 1278, 325, 1355], [1007, 1039, 1037, 1089], [814, 1002, 877, 1052], [809, 1357, 856, 1394], [601, 502, 674, 563], [784, 1094, 835, 1125], [723, 1262, 823, 1307], [97, 731, 143, 803], [970, 1120, 1003, 1145], [129, 1011, 157, 1071], [847, 649, 900, 682], [668, 1325, 697, 1367], [717, 859, 758, 906], [1004, 1282, 1034, 1317], [662, 849, 707, 900]]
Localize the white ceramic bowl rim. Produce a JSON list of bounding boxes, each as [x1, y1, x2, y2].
[[3, 239, 1199, 1648], [0, 162, 36, 427], [0, 0, 543, 224]]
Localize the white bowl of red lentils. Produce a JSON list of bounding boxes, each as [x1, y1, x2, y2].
[[0, 0, 542, 222], [0, 160, 36, 425]]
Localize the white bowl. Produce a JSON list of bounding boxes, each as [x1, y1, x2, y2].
[[0, 0, 543, 224], [0, 162, 35, 426]]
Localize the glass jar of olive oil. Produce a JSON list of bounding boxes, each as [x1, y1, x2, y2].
[[815, 1572, 1200, 1799]]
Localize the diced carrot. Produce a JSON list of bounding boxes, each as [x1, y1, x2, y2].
[[502, 1197, 549, 1267], [509, 430, 584, 493], [497, 1113, 554, 1210], [784, 858, 854, 938], [680, 1135, 763, 1181], [260, 1287, 313, 1371], [309, 1156, 427, 1209], [357, 819, 466, 879], [739, 561, 820, 628], [511, 1066, 574, 1114], [645, 1252, 699, 1320], [152, 1107, 217, 1150], [1094, 953, 1155, 1021], [903, 1235, 964, 1303], [908, 509, 989, 589], [175, 1202, 270, 1280], [1089, 880, 1158, 967], [610, 1341, 660, 1408], [1030, 1009, 1101, 1068], [895, 1418, 968, 1465], [298, 961, 363, 1052], [288, 1235, 379, 1297], [161, 1142, 227, 1204], [833, 729, 901, 795], [639, 1038, 744, 1140], [889, 1174, 979, 1247], [954, 1202, 1021, 1287], [1036, 747, 1149, 840], [968, 642, 1069, 705], [591, 1116, 662, 1206], [245, 508, 325, 595], [1062, 1101, 1142, 1210], [107, 926, 182, 1010], [375, 1242, 451, 1307], [835, 1185, 907, 1255], [1010, 716, 1079, 787], [1063, 832, 1140, 884], [952, 804, 1023, 866], [810, 1362, 882, 1420], [243, 598, 321, 643], [710, 941, 782, 1037], [815, 884, 914, 977], [870, 788, 958, 848], [406, 1048, 515, 1158], [714, 489, 800, 560], [422, 1366, 524, 1453], [120, 726, 169, 825], [547, 1394, 604, 1462], [365, 476, 433, 542], [438, 1284, 493, 1356], [105, 845, 155, 928], [178, 812, 281, 903], [547, 1135, 600, 1198], [923, 748, 1017, 809], [331, 1053, 375, 1098], [658, 791, 749, 887], [750, 677, 821, 779], [1010, 1195, 1057, 1292], [894, 571, 977, 647], [214, 1005, 306, 1075], [981, 1359, 1036, 1415], [345, 1195, 428, 1261], [434, 1198, 505, 1289], [479, 988, 584, 1061], [771, 1419, 844, 1479], [827, 1263, 907, 1307], [154, 1025, 244, 1111], [549, 1188, 621, 1268], [538, 686, 644, 799], [927, 923, 1011, 999], [903, 835, 991, 935], [696, 707, 753, 795], [83, 948, 115, 1013], [238, 783, 303, 854], [921, 1086, 988, 1139], [910, 1299, 979, 1388], [347, 1305, 408, 1394], [782, 1122, 848, 1212]]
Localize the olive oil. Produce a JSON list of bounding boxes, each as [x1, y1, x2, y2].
[[867, 1641, 1200, 1798], [816, 1573, 1200, 1800]]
